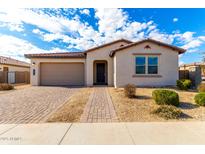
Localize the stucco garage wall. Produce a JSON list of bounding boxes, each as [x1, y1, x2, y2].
[[30, 58, 85, 86], [114, 42, 179, 87], [86, 41, 129, 86]]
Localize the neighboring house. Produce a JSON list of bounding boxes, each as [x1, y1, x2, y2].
[[25, 38, 186, 88], [0, 56, 30, 84], [180, 62, 205, 79], [0, 56, 30, 72], [179, 63, 203, 86]]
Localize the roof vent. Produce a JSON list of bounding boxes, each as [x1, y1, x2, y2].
[[144, 45, 151, 49]]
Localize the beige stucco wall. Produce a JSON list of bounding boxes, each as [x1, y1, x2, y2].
[[29, 41, 181, 87], [30, 58, 85, 86], [114, 42, 179, 88], [0, 64, 30, 72], [85, 41, 129, 86]]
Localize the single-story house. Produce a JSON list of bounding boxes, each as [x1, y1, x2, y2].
[[180, 62, 205, 79], [0, 56, 30, 84], [25, 38, 186, 88], [0, 56, 30, 72]]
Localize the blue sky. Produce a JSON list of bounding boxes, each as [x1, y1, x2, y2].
[[0, 8, 205, 64]]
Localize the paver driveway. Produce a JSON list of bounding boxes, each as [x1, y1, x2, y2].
[[0, 86, 79, 124]]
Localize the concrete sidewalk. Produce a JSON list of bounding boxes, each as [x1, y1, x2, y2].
[[0, 122, 205, 145]]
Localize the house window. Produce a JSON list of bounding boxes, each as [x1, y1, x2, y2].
[[148, 57, 158, 74], [33, 69, 35, 76], [135, 56, 159, 75], [135, 57, 146, 74]]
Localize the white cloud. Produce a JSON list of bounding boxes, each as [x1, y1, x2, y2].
[[174, 31, 205, 50], [181, 31, 195, 43], [147, 25, 156, 32], [187, 48, 199, 53], [0, 8, 79, 34], [80, 9, 90, 15], [182, 39, 202, 49], [148, 29, 175, 44], [1, 8, 205, 59], [173, 18, 178, 22], [0, 34, 69, 62], [0, 23, 24, 32], [32, 28, 44, 35], [199, 36, 205, 41], [0, 9, 24, 32], [95, 8, 128, 35], [0, 8, 99, 50], [94, 8, 153, 42]]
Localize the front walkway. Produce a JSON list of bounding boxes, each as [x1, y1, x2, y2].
[[80, 87, 118, 123], [1, 122, 205, 144]]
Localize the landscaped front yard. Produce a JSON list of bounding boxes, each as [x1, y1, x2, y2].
[[47, 87, 93, 122], [109, 87, 205, 122]]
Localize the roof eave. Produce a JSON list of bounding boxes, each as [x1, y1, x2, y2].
[[109, 39, 186, 57], [24, 53, 86, 59], [24, 56, 85, 59], [84, 38, 133, 53]]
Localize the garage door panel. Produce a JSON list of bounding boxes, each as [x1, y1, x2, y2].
[[40, 63, 84, 86]]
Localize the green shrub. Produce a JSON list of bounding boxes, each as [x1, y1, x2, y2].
[[176, 79, 192, 90], [0, 83, 14, 91], [183, 79, 192, 88], [194, 92, 205, 106], [124, 84, 136, 98], [152, 89, 179, 106], [151, 105, 182, 119], [197, 83, 205, 92]]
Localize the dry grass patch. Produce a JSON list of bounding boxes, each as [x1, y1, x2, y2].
[[109, 87, 205, 122], [47, 88, 92, 122]]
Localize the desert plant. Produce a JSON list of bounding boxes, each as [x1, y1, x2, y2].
[[151, 105, 182, 119], [194, 92, 205, 106], [0, 83, 14, 91], [197, 83, 205, 92], [176, 79, 192, 90], [152, 89, 179, 106], [124, 84, 136, 98]]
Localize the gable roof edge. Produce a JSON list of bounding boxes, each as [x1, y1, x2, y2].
[[109, 38, 186, 57], [84, 38, 132, 53]]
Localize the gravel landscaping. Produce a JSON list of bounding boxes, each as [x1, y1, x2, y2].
[[109, 87, 205, 122]]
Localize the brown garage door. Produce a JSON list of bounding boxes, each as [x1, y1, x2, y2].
[[40, 63, 84, 86]]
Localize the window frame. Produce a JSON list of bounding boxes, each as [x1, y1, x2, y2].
[[135, 56, 146, 74], [33, 69, 36, 76], [135, 55, 159, 75], [147, 56, 158, 75]]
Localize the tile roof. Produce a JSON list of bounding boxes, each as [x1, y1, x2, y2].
[[24, 38, 186, 59], [25, 38, 132, 59], [25, 52, 86, 58], [0, 56, 30, 67], [83, 39, 132, 53], [109, 38, 186, 57], [180, 62, 205, 67]]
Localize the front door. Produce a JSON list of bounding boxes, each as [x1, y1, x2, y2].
[[96, 63, 106, 84]]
